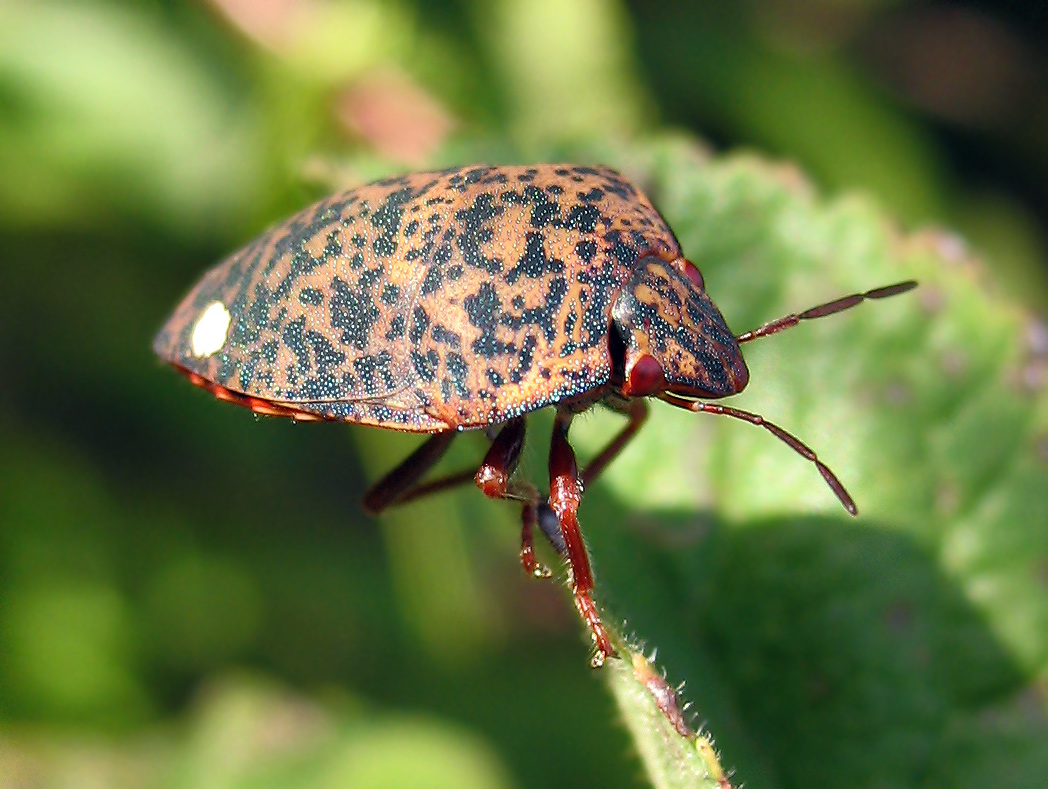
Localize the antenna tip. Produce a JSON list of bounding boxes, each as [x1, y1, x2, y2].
[[869, 280, 918, 299]]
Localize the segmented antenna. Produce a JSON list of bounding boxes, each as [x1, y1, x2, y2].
[[736, 280, 917, 344], [667, 279, 917, 515], [661, 393, 858, 514]]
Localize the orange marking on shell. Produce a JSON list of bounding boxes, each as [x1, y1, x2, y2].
[[213, 387, 240, 404], [154, 165, 683, 432], [248, 399, 289, 416]]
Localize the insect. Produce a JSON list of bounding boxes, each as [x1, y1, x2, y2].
[[154, 164, 916, 667]]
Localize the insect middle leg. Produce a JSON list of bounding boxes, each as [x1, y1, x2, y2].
[[472, 418, 554, 579], [363, 421, 548, 579], [533, 398, 648, 554]]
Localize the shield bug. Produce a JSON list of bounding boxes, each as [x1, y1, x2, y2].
[[154, 164, 916, 667]]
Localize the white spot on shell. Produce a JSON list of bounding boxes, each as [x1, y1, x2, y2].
[[191, 301, 231, 358]]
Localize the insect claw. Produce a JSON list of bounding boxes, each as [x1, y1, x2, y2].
[[532, 564, 552, 579]]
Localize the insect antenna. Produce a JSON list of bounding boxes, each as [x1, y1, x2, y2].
[[660, 393, 858, 515], [735, 280, 917, 344]]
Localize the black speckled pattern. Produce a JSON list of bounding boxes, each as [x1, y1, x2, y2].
[[612, 258, 747, 398], [154, 164, 705, 431]]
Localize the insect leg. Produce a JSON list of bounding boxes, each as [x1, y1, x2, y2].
[[530, 399, 647, 557], [580, 398, 649, 487], [364, 421, 552, 581], [363, 425, 532, 514], [549, 409, 616, 667], [362, 431, 462, 514], [472, 418, 552, 579], [535, 504, 568, 557], [518, 500, 552, 579], [474, 417, 527, 498]]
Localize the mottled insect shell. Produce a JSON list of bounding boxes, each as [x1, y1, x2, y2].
[[154, 164, 742, 431]]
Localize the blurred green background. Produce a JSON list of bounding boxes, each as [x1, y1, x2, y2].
[[3, 1, 1048, 787]]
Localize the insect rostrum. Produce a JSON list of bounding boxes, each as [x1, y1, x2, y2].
[[154, 164, 916, 666]]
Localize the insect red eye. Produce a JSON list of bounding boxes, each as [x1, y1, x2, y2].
[[683, 261, 704, 291], [624, 354, 666, 397]]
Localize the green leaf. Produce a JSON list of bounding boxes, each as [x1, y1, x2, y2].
[[567, 138, 1048, 788], [0, 0, 263, 232]]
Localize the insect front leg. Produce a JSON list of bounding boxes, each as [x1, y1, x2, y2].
[[549, 409, 615, 667], [532, 397, 647, 558], [580, 398, 649, 487]]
